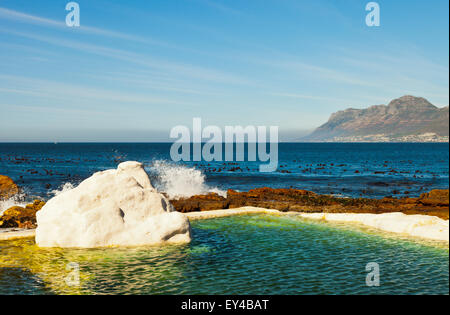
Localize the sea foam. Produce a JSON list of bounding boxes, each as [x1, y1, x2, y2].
[[148, 160, 226, 199], [0, 193, 27, 216], [49, 182, 74, 196]]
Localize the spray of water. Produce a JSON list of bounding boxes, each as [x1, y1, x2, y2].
[[50, 182, 75, 196], [0, 192, 27, 216], [1, 162, 224, 215], [147, 160, 226, 199], [0, 182, 76, 216]]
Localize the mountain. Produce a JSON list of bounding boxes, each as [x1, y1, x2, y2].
[[303, 96, 449, 142]]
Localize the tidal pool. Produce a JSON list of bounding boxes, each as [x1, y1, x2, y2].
[[0, 214, 448, 294]]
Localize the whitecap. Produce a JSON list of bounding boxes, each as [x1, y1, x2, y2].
[[147, 160, 226, 199], [49, 182, 75, 196]]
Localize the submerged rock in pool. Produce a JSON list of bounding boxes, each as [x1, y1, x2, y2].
[[35, 161, 191, 248]]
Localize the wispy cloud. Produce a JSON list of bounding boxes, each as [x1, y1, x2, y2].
[[269, 92, 337, 101], [0, 7, 169, 46], [82, 72, 223, 96], [245, 44, 449, 107], [265, 59, 376, 87], [268, 92, 388, 107], [0, 74, 199, 107], [195, 0, 243, 16], [0, 7, 63, 27], [0, 28, 252, 86], [0, 103, 117, 117]]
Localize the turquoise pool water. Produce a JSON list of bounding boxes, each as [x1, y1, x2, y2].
[[0, 214, 448, 294]]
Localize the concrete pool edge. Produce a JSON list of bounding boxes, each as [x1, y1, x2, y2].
[[1, 207, 449, 243], [0, 228, 36, 241]]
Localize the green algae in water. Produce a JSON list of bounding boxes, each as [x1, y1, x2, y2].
[[0, 214, 448, 295]]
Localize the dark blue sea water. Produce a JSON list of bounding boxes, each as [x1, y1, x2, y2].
[[0, 143, 448, 207]]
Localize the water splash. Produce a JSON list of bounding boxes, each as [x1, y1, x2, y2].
[[147, 160, 226, 199], [49, 182, 75, 196], [0, 193, 27, 216], [1, 182, 75, 216]]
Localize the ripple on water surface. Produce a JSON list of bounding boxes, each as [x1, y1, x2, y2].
[[0, 214, 448, 294]]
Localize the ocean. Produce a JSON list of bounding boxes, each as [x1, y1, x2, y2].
[[0, 142, 448, 295], [0, 143, 448, 212]]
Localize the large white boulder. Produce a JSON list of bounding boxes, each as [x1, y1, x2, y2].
[[36, 161, 191, 247]]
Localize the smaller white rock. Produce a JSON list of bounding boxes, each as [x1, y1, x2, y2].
[[299, 212, 449, 242], [36, 161, 191, 248]]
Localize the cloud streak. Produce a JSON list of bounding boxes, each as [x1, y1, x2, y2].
[[0, 74, 199, 107], [0, 7, 170, 46], [0, 28, 253, 86], [196, 0, 243, 16]]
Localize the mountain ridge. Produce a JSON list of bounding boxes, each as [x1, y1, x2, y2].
[[303, 95, 449, 142]]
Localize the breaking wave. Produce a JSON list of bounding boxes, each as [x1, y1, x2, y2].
[[0, 193, 27, 216], [1, 162, 224, 215], [147, 160, 226, 199], [49, 182, 75, 196], [0, 182, 75, 216]]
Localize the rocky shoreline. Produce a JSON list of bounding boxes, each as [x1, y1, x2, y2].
[[0, 174, 449, 230], [0, 175, 46, 229], [170, 187, 449, 220]]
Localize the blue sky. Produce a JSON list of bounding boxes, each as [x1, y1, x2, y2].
[[0, 0, 448, 141]]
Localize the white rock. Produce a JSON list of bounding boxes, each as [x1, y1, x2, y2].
[[298, 212, 449, 242], [36, 161, 191, 248]]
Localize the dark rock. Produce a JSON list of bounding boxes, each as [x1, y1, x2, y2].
[[169, 193, 229, 213], [418, 189, 449, 206], [169, 188, 449, 220], [0, 175, 19, 200], [0, 200, 45, 229]]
